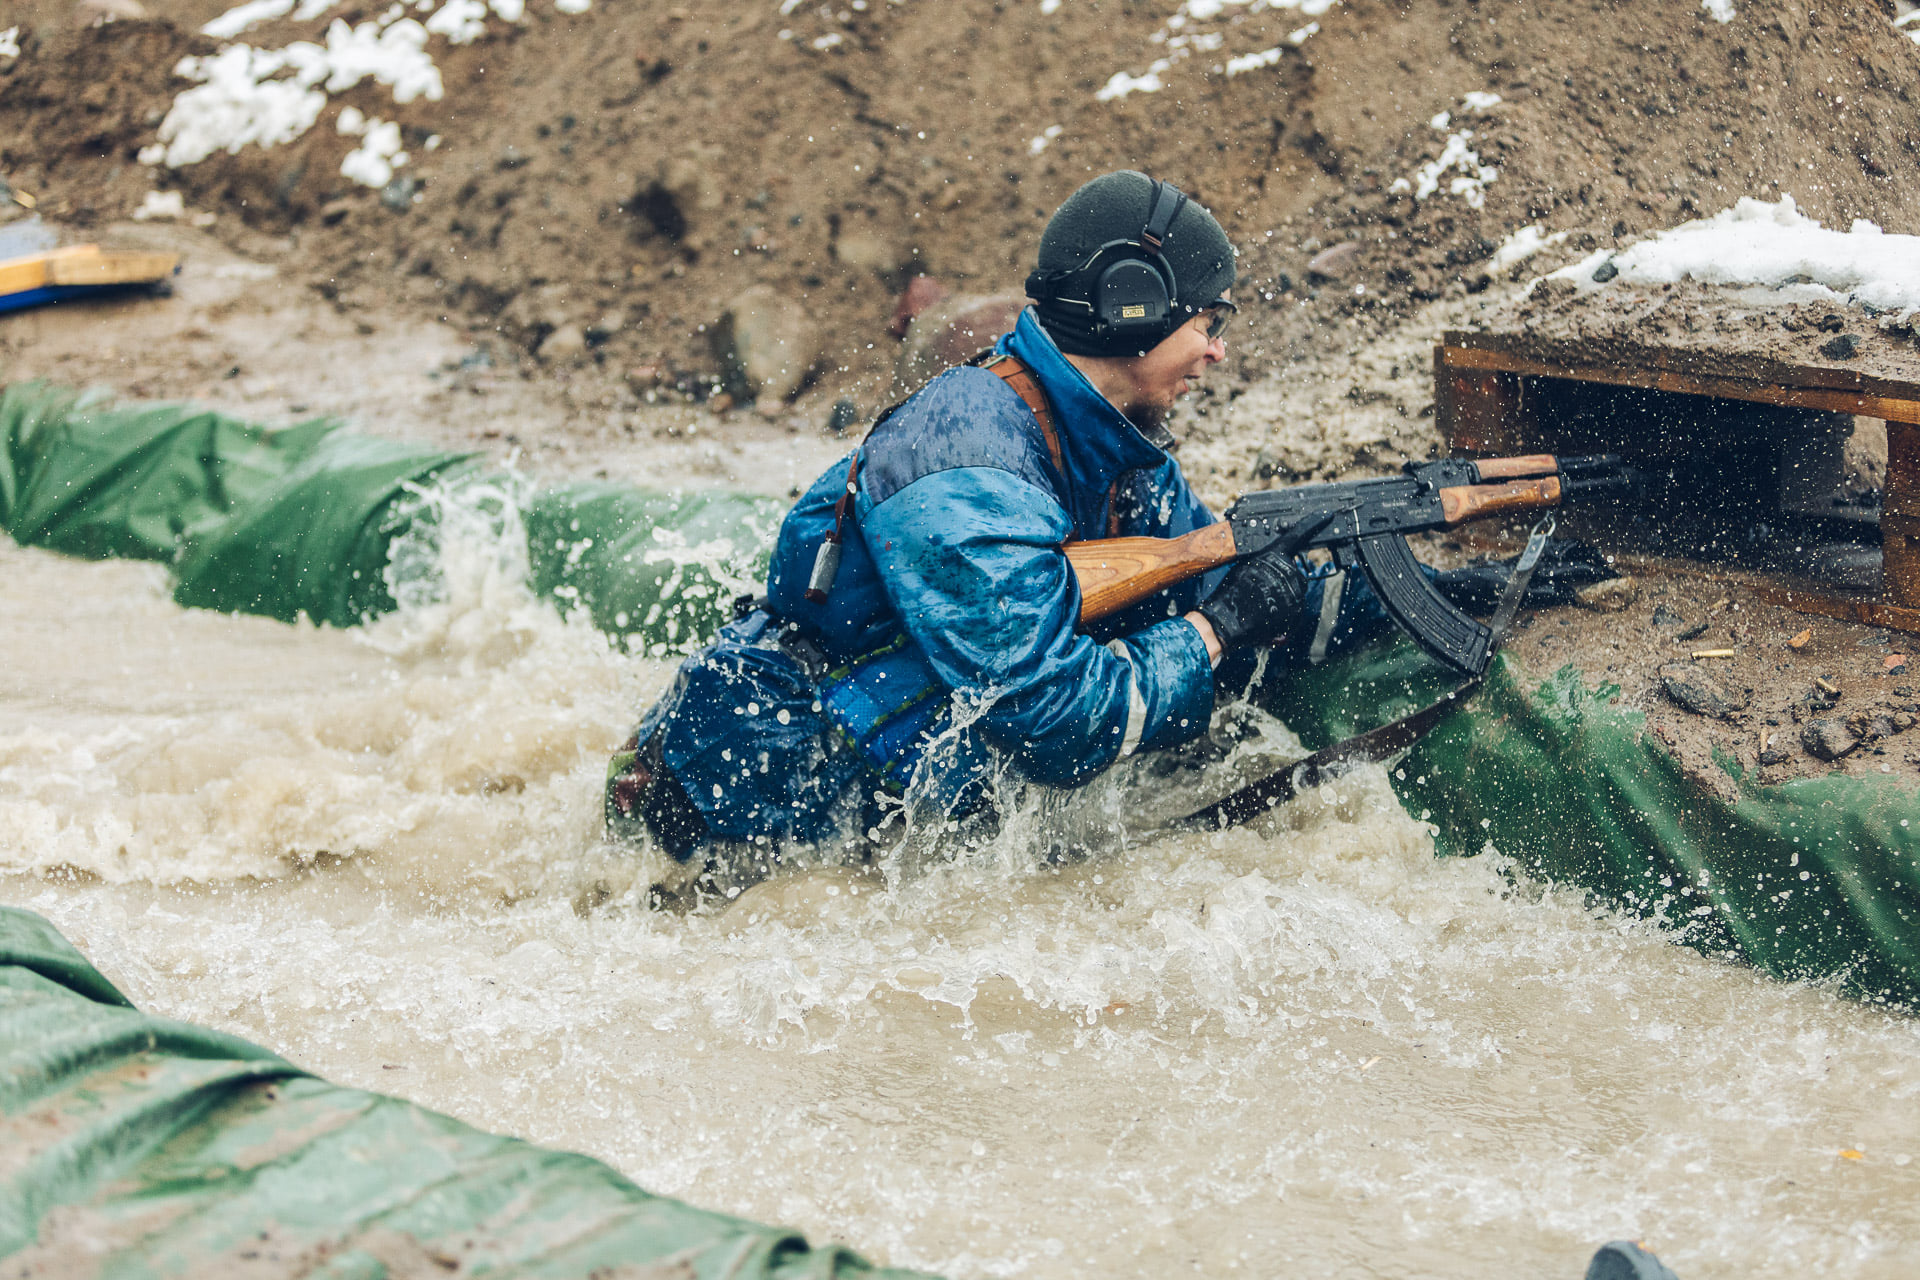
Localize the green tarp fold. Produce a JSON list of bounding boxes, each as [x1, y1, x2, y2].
[[0, 906, 935, 1279], [1269, 642, 1920, 1004], [0, 381, 776, 642]]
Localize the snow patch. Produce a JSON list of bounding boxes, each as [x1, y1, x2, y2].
[[1100, 0, 1338, 103], [1028, 124, 1063, 156], [149, 1, 588, 170], [202, 0, 295, 40], [132, 190, 186, 221], [1224, 46, 1282, 76], [1488, 224, 1568, 274], [1544, 195, 1920, 323], [1389, 92, 1503, 209], [1702, 0, 1736, 23], [0, 27, 19, 60], [339, 113, 409, 188], [1097, 63, 1170, 100]]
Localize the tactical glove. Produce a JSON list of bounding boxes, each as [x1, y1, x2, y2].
[[1197, 550, 1306, 652]]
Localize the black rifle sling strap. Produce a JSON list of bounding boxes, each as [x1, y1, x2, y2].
[[1179, 513, 1560, 831]]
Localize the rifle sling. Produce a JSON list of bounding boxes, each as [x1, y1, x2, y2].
[[1178, 515, 1558, 831]]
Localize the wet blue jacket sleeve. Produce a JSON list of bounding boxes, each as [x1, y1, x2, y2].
[[860, 466, 1215, 787]]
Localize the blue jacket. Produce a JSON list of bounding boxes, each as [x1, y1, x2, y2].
[[626, 310, 1389, 849]]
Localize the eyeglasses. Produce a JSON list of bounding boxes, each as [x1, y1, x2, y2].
[[1197, 299, 1237, 342]]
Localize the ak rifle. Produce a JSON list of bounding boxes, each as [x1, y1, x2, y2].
[[1065, 453, 1635, 677]]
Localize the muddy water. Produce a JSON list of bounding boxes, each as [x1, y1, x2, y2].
[[4, 535, 1919, 1280]]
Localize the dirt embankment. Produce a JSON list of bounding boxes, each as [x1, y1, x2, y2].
[[5, 0, 1919, 424]]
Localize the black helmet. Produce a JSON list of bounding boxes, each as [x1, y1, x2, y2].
[[1026, 170, 1236, 357]]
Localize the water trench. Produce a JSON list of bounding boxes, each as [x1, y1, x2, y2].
[[3, 533, 1919, 1278]]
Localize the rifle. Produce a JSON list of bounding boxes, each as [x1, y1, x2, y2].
[[1065, 453, 1635, 677]]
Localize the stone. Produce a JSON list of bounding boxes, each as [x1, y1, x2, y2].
[[1591, 258, 1620, 283], [1576, 576, 1639, 611], [1758, 746, 1796, 766], [1819, 333, 1861, 360], [1305, 241, 1361, 282], [889, 274, 949, 339], [827, 398, 861, 434], [714, 284, 819, 406], [74, 0, 146, 24], [1651, 603, 1686, 630], [1802, 719, 1858, 761], [380, 176, 420, 213], [893, 293, 1027, 396], [835, 228, 904, 276], [1659, 662, 1748, 720], [537, 323, 587, 363]]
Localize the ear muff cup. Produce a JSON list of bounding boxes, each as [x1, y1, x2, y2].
[[1094, 253, 1176, 345]]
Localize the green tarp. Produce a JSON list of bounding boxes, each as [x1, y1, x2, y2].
[[0, 382, 778, 643], [1268, 642, 1920, 1005], [0, 905, 934, 1279]]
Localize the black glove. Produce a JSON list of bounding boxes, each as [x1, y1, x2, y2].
[[1197, 550, 1306, 651]]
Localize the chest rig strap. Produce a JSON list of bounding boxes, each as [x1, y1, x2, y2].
[[806, 351, 1075, 604]]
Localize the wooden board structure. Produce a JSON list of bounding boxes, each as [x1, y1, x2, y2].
[[1435, 300, 1920, 635], [0, 244, 179, 313]]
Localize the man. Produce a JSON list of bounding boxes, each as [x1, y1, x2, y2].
[[606, 172, 1324, 874]]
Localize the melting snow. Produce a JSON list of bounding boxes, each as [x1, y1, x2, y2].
[[337, 106, 410, 187], [1487, 224, 1568, 274], [1545, 195, 1920, 322], [1100, 0, 1338, 102], [1389, 92, 1503, 209], [1702, 0, 1736, 23], [132, 190, 187, 221], [0, 27, 19, 59], [1028, 124, 1063, 156], [148, 0, 588, 170]]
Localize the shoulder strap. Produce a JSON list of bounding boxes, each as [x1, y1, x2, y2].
[[979, 352, 1064, 477]]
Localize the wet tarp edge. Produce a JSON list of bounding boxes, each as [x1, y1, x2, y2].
[[0, 381, 779, 642], [1267, 642, 1920, 1004], [0, 906, 939, 1279]]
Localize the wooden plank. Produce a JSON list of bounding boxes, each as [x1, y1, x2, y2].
[[47, 248, 178, 287], [1434, 347, 1536, 454], [1444, 326, 1920, 405], [1438, 344, 1920, 425], [0, 246, 178, 301], [1750, 585, 1920, 637], [1885, 514, 1920, 609], [1888, 420, 1920, 521]]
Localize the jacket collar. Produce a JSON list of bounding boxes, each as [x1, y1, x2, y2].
[[999, 309, 1177, 492]]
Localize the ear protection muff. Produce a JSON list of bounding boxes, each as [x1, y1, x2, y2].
[[1026, 178, 1192, 353]]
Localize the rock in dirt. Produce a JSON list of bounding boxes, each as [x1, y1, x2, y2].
[[890, 275, 949, 339], [537, 323, 588, 363], [1802, 718, 1859, 761], [1651, 603, 1687, 630], [893, 293, 1026, 396], [1305, 241, 1361, 282], [1576, 576, 1639, 611], [835, 228, 904, 276], [1659, 662, 1748, 719], [715, 285, 818, 410]]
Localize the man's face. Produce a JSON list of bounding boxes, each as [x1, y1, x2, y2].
[[1117, 299, 1229, 428]]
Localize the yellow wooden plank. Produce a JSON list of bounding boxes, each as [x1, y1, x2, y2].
[[0, 245, 179, 299], [46, 248, 179, 288]]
